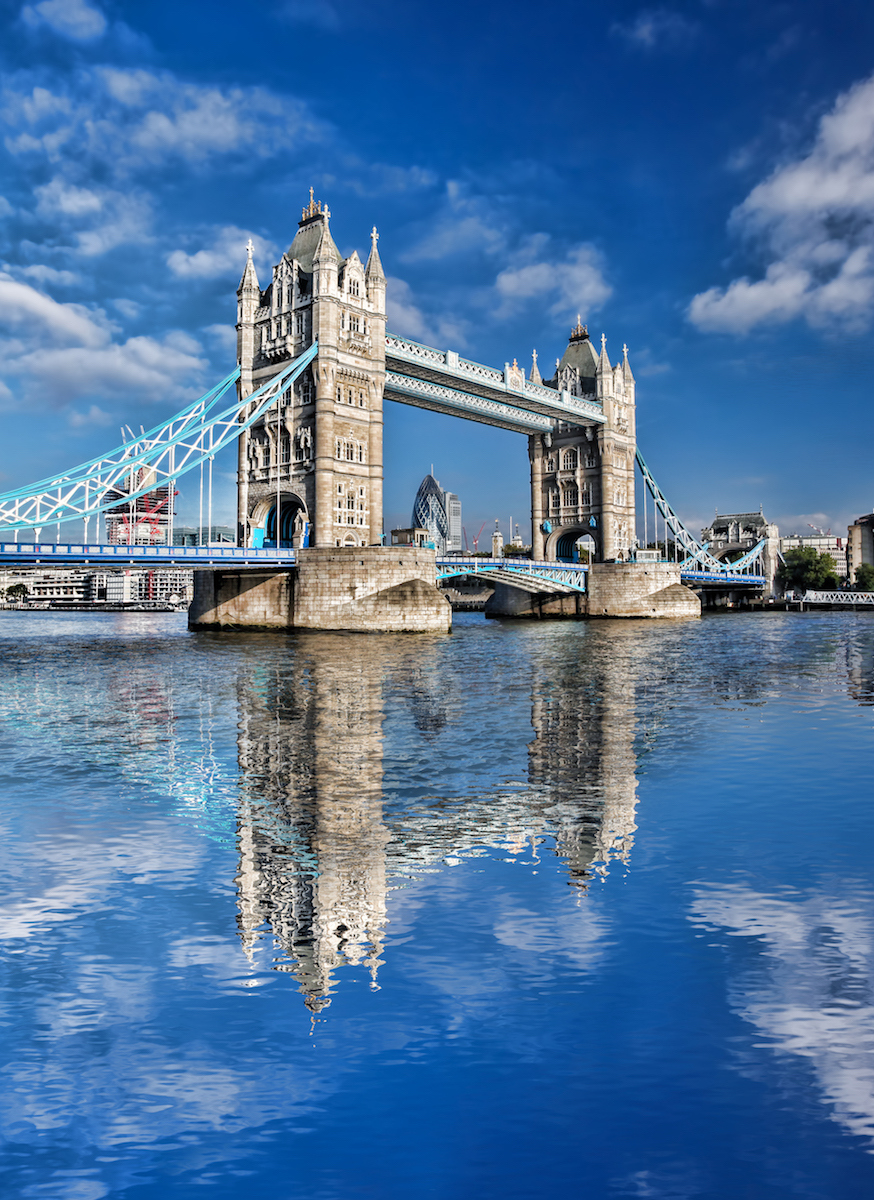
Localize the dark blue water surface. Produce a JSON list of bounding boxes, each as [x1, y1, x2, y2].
[[1, 610, 873, 1199]]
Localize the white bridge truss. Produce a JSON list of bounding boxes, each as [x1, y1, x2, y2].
[[636, 448, 768, 578], [0, 343, 318, 536]]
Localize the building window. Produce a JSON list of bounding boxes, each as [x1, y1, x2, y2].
[[358, 391, 365, 407], [336, 385, 342, 402], [281, 436, 290, 464], [336, 440, 343, 459], [563, 485, 578, 508], [350, 278, 360, 297], [584, 451, 596, 468], [562, 449, 578, 470], [295, 313, 303, 336]]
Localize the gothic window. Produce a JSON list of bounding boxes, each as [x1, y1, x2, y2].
[[281, 436, 290, 464], [584, 450, 596, 468], [281, 317, 287, 337], [347, 388, 354, 405], [358, 391, 365, 407], [563, 485, 579, 508], [350, 278, 360, 297], [336, 439, 343, 459], [350, 315, 360, 333], [581, 484, 591, 506], [336, 385, 342, 402], [549, 489, 560, 510], [357, 445, 364, 462], [341, 311, 346, 330], [295, 313, 303, 336], [345, 443, 355, 461], [562, 449, 578, 470], [546, 457, 555, 473]]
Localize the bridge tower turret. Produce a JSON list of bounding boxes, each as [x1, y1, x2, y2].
[[532, 321, 637, 563], [236, 193, 386, 549]]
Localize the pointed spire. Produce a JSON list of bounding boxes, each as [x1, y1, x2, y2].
[[365, 225, 384, 279], [313, 216, 340, 265], [622, 342, 634, 382], [597, 332, 611, 373], [237, 238, 260, 293], [530, 348, 542, 386]]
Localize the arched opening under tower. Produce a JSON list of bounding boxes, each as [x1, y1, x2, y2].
[[548, 524, 601, 563], [250, 492, 308, 548]]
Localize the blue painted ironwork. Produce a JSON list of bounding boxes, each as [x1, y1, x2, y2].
[[436, 557, 589, 594], [0, 343, 318, 536], [635, 448, 769, 581], [0, 543, 298, 567]]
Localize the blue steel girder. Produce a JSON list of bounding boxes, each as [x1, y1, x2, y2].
[[636, 448, 768, 580], [0, 344, 318, 534]]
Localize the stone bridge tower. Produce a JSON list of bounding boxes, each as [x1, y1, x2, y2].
[[236, 193, 386, 548], [530, 322, 637, 562]]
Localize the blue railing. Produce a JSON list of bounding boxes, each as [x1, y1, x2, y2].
[[0, 543, 297, 567]]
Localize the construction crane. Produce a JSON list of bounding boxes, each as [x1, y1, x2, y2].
[[471, 521, 486, 553], [808, 523, 831, 537]]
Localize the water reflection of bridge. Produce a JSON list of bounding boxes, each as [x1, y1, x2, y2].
[[233, 631, 639, 1012]]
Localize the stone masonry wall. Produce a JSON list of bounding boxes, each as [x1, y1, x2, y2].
[[189, 547, 451, 633], [294, 547, 450, 632], [586, 562, 700, 618]]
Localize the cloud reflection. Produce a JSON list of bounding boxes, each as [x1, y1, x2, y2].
[[690, 884, 874, 1148]]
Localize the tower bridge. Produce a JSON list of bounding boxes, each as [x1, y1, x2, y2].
[[0, 194, 773, 629]]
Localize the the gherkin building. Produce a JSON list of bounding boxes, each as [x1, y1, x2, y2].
[[411, 474, 461, 554]]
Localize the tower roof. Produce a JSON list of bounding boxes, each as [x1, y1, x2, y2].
[[287, 191, 340, 270], [556, 317, 599, 384]]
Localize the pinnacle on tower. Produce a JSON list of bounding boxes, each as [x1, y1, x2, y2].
[[570, 315, 589, 341], [622, 342, 634, 382], [530, 348, 542, 386], [237, 237, 260, 294], [597, 332, 611, 372], [365, 225, 384, 279]]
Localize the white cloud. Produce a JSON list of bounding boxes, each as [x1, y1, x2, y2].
[[21, 0, 107, 41], [689, 72, 874, 333], [401, 180, 507, 263], [3, 67, 326, 175], [32, 177, 153, 254], [13, 263, 79, 286], [68, 403, 112, 427], [495, 241, 612, 319], [612, 8, 698, 51], [385, 277, 467, 348], [167, 226, 277, 279], [0, 274, 206, 408]]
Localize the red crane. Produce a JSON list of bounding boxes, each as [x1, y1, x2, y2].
[[471, 522, 487, 553]]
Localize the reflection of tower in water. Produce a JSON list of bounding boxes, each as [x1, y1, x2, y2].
[[234, 626, 642, 1009], [236, 637, 388, 1012], [528, 628, 639, 886]]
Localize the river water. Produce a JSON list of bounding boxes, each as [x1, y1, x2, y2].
[[0, 609, 873, 1199]]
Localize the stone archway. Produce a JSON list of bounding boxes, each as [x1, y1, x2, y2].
[[546, 523, 602, 563], [249, 491, 308, 548]]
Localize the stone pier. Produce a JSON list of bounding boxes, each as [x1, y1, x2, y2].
[[189, 546, 451, 633], [484, 562, 700, 620]]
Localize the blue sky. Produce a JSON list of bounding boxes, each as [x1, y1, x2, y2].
[[1, 0, 873, 542]]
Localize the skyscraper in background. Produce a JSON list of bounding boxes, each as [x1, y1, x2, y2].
[[411, 473, 462, 554]]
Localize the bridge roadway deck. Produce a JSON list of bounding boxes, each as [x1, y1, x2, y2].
[[0, 545, 766, 588]]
